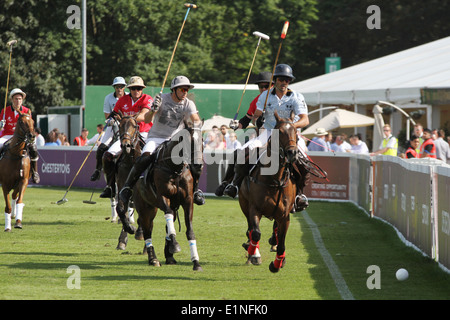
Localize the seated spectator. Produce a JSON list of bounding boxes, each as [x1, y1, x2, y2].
[[87, 124, 104, 146], [330, 135, 347, 152], [60, 133, 71, 146], [44, 131, 59, 146]]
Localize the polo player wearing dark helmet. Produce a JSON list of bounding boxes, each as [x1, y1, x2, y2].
[[117, 75, 205, 216], [216, 64, 310, 212]]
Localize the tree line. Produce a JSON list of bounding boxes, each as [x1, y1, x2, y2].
[[1, 0, 449, 115]]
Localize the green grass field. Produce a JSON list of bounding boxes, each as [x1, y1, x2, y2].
[[0, 187, 449, 300]]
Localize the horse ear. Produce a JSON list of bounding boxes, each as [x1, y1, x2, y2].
[[290, 110, 295, 122]]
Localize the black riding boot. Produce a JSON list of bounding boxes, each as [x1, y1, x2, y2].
[[28, 143, 40, 184], [117, 154, 153, 215], [91, 143, 109, 181], [292, 159, 310, 212], [190, 163, 205, 205], [99, 152, 116, 198], [223, 163, 249, 198]]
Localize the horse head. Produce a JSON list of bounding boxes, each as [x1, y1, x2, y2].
[[16, 110, 36, 143], [274, 111, 298, 164], [119, 113, 139, 155]]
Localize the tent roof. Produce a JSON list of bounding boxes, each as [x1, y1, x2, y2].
[[291, 37, 450, 106]]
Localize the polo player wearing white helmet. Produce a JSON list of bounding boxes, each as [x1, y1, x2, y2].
[[117, 75, 205, 215], [0, 88, 40, 184]]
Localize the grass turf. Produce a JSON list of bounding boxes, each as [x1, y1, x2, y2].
[[0, 187, 449, 300]]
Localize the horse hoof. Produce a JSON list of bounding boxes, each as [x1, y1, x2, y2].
[[14, 220, 22, 229], [193, 260, 203, 271], [247, 255, 261, 266], [149, 259, 161, 267], [165, 257, 177, 265], [269, 262, 280, 273], [116, 242, 127, 250]]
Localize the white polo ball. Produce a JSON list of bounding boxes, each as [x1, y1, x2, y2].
[[396, 268, 409, 281]]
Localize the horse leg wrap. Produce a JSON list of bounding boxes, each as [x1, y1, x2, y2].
[[15, 203, 24, 222], [164, 214, 176, 239], [274, 253, 286, 269], [110, 198, 117, 221], [189, 240, 199, 262], [248, 230, 261, 256], [145, 238, 153, 248], [4, 213, 11, 230], [11, 198, 17, 219]]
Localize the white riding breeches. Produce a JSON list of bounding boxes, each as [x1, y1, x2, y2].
[[142, 137, 168, 155], [107, 131, 148, 156]]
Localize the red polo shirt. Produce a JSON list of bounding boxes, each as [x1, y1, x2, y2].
[[113, 94, 153, 133], [0, 106, 30, 137]]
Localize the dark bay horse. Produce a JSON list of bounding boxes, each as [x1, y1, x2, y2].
[[238, 111, 299, 273], [115, 114, 144, 250], [0, 111, 36, 231], [118, 126, 203, 271]]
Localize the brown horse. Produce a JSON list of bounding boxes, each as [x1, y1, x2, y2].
[[118, 126, 203, 271], [0, 111, 36, 231], [115, 114, 144, 250], [238, 111, 299, 272]]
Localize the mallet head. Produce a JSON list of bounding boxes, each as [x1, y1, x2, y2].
[[253, 31, 270, 40], [184, 3, 198, 9], [7, 40, 17, 46]]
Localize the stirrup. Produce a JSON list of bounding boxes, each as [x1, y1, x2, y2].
[[294, 194, 309, 212], [193, 190, 205, 205], [223, 184, 239, 199], [215, 181, 228, 197]]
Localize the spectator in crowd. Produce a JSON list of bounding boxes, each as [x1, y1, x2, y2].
[[340, 133, 352, 151], [420, 128, 436, 158], [308, 128, 329, 151], [220, 125, 230, 147], [44, 131, 59, 146], [325, 132, 333, 151], [204, 129, 225, 150], [413, 123, 424, 153], [370, 124, 398, 156], [434, 129, 450, 163], [330, 134, 347, 152], [347, 133, 369, 154], [226, 132, 242, 150], [35, 127, 45, 147], [404, 135, 420, 158], [73, 128, 89, 146], [87, 124, 104, 146], [59, 133, 71, 146]]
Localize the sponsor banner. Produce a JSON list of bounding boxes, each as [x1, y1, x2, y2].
[[32, 147, 105, 189], [436, 166, 450, 268]]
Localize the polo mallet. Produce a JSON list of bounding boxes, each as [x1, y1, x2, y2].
[[56, 131, 104, 205], [159, 3, 198, 94], [262, 21, 289, 113], [83, 188, 97, 204], [231, 31, 270, 127], [3, 40, 17, 120]]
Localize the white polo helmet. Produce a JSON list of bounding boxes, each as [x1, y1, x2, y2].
[[112, 76, 126, 86], [170, 76, 194, 90], [9, 88, 26, 99]]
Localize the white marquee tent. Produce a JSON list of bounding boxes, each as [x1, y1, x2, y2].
[[290, 36, 450, 106]]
